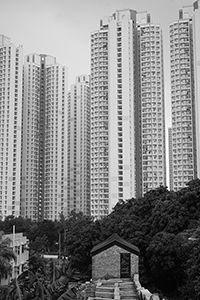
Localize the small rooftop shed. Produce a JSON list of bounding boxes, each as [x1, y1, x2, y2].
[[91, 234, 139, 280]]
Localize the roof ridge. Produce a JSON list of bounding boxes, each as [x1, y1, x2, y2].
[[91, 234, 139, 256]]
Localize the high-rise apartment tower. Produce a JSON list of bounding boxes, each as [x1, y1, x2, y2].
[[21, 54, 68, 221], [137, 12, 166, 195], [169, 1, 200, 191], [193, 0, 200, 178], [67, 75, 90, 216], [0, 35, 23, 218], [90, 10, 166, 219]]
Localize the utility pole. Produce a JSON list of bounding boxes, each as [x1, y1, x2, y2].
[[59, 232, 61, 267], [12, 225, 16, 278], [64, 223, 66, 255]]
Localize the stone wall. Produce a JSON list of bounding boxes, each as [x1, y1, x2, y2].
[[92, 245, 139, 280]]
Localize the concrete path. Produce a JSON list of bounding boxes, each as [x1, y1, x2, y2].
[[92, 278, 139, 300]]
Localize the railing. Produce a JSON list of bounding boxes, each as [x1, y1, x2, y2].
[[84, 276, 162, 300], [133, 274, 160, 300]]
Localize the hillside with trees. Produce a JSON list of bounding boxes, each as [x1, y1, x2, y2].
[[0, 179, 200, 299]]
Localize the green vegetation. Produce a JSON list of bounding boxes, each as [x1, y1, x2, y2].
[[0, 232, 16, 282], [0, 179, 200, 299], [0, 258, 82, 300]]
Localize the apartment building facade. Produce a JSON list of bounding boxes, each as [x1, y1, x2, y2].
[[193, 0, 200, 179], [91, 10, 138, 219], [0, 35, 23, 218], [137, 12, 166, 195], [21, 54, 68, 221], [169, 2, 200, 191], [90, 10, 166, 219], [67, 75, 90, 216], [168, 127, 173, 191], [90, 18, 110, 219]]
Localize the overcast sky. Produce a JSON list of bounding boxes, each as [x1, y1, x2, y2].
[[0, 0, 195, 82], [0, 0, 196, 133], [0, 0, 197, 186]]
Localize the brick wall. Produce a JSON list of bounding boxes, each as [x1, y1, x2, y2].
[[92, 245, 139, 280]]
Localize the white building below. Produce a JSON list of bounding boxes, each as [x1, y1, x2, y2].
[[1, 232, 29, 285]]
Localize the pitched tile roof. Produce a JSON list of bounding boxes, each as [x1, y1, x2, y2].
[[91, 233, 139, 256]]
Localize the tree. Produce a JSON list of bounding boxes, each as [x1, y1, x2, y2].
[[0, 215, 33, 235], [0, 232, 16, 283], [178, 225, 200, 300], [3, 259, 82, 300], [36, 220, 61, 251], [145, 231, 186, 295], [65, 211, 100, 278], [29, 235, 50, 254]]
